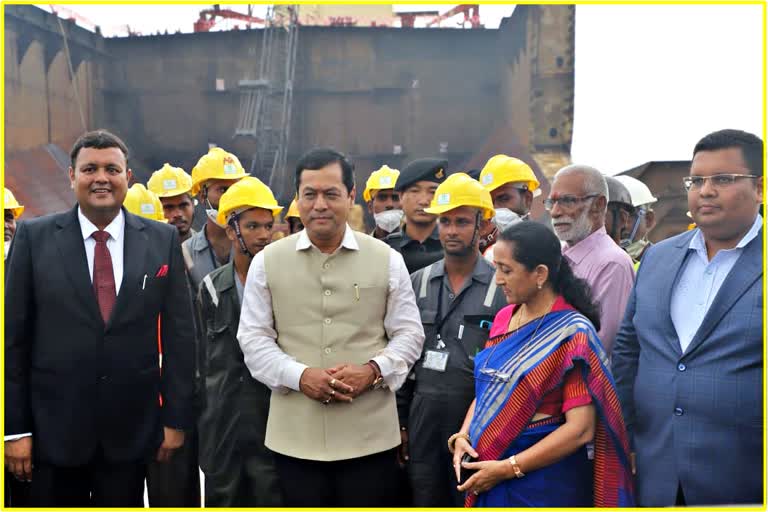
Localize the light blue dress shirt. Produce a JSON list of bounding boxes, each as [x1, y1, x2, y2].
[[670, 214, 763, 353]]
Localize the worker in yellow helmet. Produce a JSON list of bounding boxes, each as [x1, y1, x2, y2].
[[478, 155, 541, 261], [148, 163, 196, 243], [401, 173, 507, 507], [197, 176, 282, 506], [480, 154, 541, 217], [284, 198, 303, 234], [4, 187, 24, 260], [140, 169, 202, 506], [123, 184, 167, 222], [363, 165, 402, 240], [184, 147, 249, 292]]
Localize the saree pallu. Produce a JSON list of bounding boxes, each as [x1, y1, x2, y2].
[[466, 305, 635, 507]]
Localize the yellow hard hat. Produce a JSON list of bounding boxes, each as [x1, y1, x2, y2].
[[284, 198, 300, 220], [424, 173, 495, 220], [363, 165, 400, 202], [217, 176, 283, 226], [124, 184, 167, 222], [479, 155, 541, 197], [191, 147, 249, 196], [147, 163, 193, 198], [4, 187, 24, 219]]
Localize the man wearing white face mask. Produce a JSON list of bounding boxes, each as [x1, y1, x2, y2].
[[477, 155, 541, 262], [182, 147, 249, 293], [364, 165, 403, 240]]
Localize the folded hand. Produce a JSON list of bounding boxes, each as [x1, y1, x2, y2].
[[457, 459, 507, 496], [300, 367, 354, 404], [329, 363, 376, 398]]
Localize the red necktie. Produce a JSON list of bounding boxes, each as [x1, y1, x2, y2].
[[92, 230, 116, 323]]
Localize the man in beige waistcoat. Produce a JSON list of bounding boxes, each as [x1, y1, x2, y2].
[[237, 148, 425, 507]]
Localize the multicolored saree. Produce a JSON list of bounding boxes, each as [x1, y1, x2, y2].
[[466, 298, 635, 507]]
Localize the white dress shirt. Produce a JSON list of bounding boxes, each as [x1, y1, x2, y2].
[[237, 225, 425, 394], [78, 207, 125, 294], [670, 214, 762, 353], [5, 208, 126, 442]]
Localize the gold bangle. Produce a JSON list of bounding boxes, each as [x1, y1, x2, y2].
[[447, 433, 470, 454], [509, 454, 525, 478]]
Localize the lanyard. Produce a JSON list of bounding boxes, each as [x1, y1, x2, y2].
[[204, 225, 229, 270], [206, 243, 219, 270], [202, 225, 219, 270], [434, 277, 472, 339], [433, 278, 481, 363]]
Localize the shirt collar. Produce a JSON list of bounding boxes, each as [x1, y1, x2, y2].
[[190, 225, 211, 252], [78, 207, 124, 242], [398, 224, 439, 247], [563, 226, 608, 265], [689, 213, 763, 256], [296, 224, 359, 252], [429, 254, 495, 284]]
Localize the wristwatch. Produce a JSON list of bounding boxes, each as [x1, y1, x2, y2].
[[366, 360, 384, 390], [509, 454, 525, 478]]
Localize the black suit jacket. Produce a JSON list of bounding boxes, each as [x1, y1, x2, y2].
[[5, 206, 195, 466]]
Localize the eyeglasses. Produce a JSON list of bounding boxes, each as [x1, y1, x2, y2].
[[476, 367, 512, 383], [683, 174, 758, 191], [543, 194, 598, 211]]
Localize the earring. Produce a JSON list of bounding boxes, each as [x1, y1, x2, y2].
[[537, 283, 542, 290]]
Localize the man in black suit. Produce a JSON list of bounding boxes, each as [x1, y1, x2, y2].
[[4, 130, 195, 507]]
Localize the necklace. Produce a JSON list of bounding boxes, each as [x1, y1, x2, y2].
[[478, 297, 558, 382]]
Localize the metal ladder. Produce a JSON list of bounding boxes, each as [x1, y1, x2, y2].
[[234, 5, 299, 192]]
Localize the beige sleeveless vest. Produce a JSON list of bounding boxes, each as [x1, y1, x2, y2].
[[263, 230, 401, 461]]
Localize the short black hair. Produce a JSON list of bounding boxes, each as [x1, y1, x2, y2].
[[693, 129, 763, 176], [70, 129, 129, 169], [295, 148, 355, 193]]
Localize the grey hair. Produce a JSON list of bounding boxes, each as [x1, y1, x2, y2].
[[553, 164, 609, 212]]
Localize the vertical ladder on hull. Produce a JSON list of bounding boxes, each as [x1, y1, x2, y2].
[[234, 5, 299, 192]]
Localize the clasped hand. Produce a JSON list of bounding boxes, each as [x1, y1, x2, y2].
[[453, 437, 507, 497], [299, 364, 377, 404]]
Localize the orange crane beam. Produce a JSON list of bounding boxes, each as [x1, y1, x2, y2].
[[194, 4, 266, 32], [426, 4, 481, 28]]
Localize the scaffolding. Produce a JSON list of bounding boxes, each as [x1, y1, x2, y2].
[[234, 5, 299, 191]]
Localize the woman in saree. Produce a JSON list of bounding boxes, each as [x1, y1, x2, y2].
[[450, 222, 635, 507]]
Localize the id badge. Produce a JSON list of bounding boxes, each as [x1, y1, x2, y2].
[[423, 350, 449, 372]]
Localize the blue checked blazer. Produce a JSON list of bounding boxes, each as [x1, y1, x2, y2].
[[613, 227, 763, 506]]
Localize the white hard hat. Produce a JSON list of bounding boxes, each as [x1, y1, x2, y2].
[[614, 175, 657, 207]]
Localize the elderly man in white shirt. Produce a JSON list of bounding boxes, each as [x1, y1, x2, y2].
[[237, 148, 424, 508]]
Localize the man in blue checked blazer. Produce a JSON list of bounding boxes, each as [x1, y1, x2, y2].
[[612, 129, 763, 506]]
